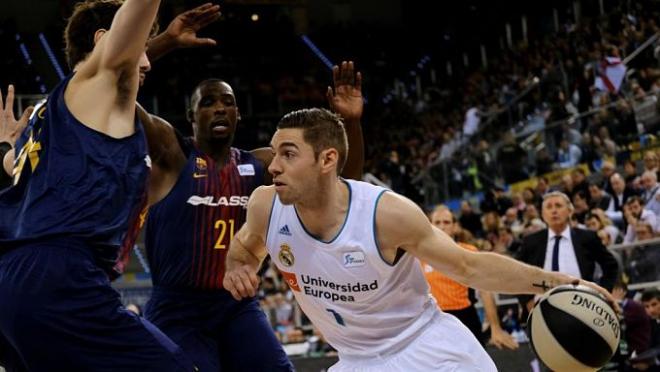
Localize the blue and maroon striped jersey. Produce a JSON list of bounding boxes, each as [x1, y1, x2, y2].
[[145, 142, 264, 290], [0, 74, 150, 278]]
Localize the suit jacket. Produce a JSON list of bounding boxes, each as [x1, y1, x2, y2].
[[516, 227, 619, 307]]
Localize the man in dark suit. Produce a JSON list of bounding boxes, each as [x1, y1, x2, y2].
[[516, 191, 619, 312], [606, 173, 638, 225]]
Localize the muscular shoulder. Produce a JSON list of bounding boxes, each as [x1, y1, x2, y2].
[[248, 186, 276, 217], [375, 191, 432, 253], [250, 185, 276, 205]]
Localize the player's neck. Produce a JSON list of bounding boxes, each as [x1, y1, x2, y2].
[[295, 179, 348, 241], [200, 142, 231, 166]]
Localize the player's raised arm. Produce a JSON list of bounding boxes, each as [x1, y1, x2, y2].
[[327, 61, 364, 180], [375, 192, 618, 308], [224, 185, 274, 300], [95, 0, 161, 72]]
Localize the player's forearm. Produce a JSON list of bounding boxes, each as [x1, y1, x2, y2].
[[464, 251, 575, 295], [226, 237, 264, 271], [146, 32, 177, 62], [341, 118, 364, 180], [102, 0, 161, 69], [480, 291, 504, 330]]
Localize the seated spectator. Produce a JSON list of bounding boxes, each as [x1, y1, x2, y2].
[[572, 190, 590, 224], [556, 138, 583, 169], [589, 181, 613, 210], [535, 177, 550, 198], [482, 211, 502, 246], [624, 197, 658, 243], [643, 151, 659, 175], [494, 226, 522, 256], [520, 204, 546, 237], [522, 187, 540, 209], [572, 169, 590, 199], [626, 222, 660, 284], [459, 201, 483, 238], [600, 160, 617, 194], [624, 159, 640, 189], [611, 280, 653, 363], [502, 207, 521, 230], [636, 289, 660, 372], [586, 210, 622, 244], [641, 171, 660, 217], [607, 172, 638, 224]]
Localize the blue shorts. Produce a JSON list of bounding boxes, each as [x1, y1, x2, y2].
[[0, 240, 195, 372], [145, 287, 293, 372]]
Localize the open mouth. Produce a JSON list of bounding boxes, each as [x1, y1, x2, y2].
[[211, 121, 230, 136]]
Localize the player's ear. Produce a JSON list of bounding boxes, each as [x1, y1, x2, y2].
[[236, 107, 241, 122], [93, 29, 107, 45], [319, 148, 339, 175], [186, 108, 194, 123]]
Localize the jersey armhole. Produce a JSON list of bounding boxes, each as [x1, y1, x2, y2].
[[264, 192, 277, 247], [373, 189, 406, 267]]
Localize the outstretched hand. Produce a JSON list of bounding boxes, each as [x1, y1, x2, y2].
[[327, 61, 363, 122], [0, 85, 33, 146], [165, 3, 221, 49]]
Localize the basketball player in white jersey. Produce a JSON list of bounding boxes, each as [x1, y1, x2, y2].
[[224, 108, 618, 371]]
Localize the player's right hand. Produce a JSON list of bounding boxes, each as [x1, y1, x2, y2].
[[223, 264, 260, 301]]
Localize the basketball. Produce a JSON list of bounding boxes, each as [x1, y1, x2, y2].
[[528, 284, 620, 372]]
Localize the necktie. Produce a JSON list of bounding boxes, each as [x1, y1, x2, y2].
[[552, 236, 561, 271]]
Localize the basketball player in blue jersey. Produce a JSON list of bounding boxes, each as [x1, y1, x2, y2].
[[0, 0, 196, 370], [224, 108, 619, 371], [135, 62, 364, 371]]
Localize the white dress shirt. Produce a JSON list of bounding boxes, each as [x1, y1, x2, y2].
[[543, 226, 582, 279]]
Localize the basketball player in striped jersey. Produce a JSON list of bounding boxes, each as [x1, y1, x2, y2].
[[0, 0, 196, 370], [224, 108, 618, 371], [136, 34, 364, 369]]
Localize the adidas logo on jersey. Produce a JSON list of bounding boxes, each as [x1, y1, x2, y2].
[[279, 225, 292, 236]]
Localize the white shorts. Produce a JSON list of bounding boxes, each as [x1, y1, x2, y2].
[[329, 311, 497, 372]]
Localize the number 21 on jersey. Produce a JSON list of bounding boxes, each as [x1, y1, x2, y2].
[[214, 218, 235, 249]]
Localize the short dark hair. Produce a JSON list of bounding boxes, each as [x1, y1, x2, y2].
[[626, 195, 644, 206], [277, 108, 348, 174], [588, 181, 603, 189], [64, 0, 159, 68], [189, 79, 232, 111], [641, 288, 660, 302]]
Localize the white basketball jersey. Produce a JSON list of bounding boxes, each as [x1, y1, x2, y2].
[[265, 179, 438, 357]]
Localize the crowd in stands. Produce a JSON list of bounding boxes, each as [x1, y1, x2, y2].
[[3, 0, 659, 367], [364, 1, 660, 208]]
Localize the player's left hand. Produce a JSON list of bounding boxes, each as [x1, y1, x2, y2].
[[165, 3, 221, 49], [488, 327, 519, 350], [327, 61, 363, 122], [0, 85, 33, 146], [224, 264, 260, 301]]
